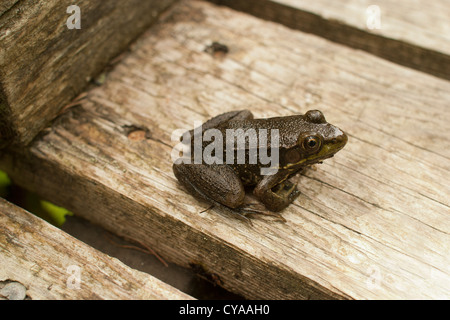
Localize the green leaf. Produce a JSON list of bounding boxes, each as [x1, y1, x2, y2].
[[0, 170, 11, 197], [40, 200, 73, 226]]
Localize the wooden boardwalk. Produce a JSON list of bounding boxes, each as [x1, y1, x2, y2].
[[1, 0, 449, 299]]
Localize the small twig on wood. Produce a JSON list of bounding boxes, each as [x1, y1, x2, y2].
[[104, 232, 169, 267], [199, 204, 214, 213], [59, 92, 88, 115]]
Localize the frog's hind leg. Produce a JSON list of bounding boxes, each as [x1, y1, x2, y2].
[[173, 161, 286, 224], [173, 163, 250, 222]]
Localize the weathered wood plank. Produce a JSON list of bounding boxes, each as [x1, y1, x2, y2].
[[0, 0, 19, 16], [0, 0, 176, 148], [1, 0, 449, 299], [0, 198, 193, 300], [209, 0, 450, 81]]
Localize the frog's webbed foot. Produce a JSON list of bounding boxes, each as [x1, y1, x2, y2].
[[237, 203, 287, 223], [209, 203, 285, 226], [216, 205, 254, 225]]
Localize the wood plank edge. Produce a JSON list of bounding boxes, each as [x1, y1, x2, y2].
[[207, 0, 450, 81], [0, 85, 16, 149]]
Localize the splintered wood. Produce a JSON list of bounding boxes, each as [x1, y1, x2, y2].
[[1, 0, 449, 299]]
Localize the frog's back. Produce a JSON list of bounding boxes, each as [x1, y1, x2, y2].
[[223, 115, 309, 149]]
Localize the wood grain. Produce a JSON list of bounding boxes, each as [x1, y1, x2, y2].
[[0, 0, 19, 16], [209, 0, 450, 81], [1, 0, 449, 299], [0, 198, 193, 300], [0, 0, 176, 148]]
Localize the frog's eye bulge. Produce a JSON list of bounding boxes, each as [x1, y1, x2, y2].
[[304, 110, 326, 124]]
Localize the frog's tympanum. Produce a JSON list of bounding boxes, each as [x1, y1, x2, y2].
[[173, 110, 347, 222]]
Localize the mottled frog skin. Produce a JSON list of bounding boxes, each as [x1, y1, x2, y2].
[[173, 110, 347, 221]]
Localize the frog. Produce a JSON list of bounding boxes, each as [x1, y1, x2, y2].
[[173, 109, 347, 222]]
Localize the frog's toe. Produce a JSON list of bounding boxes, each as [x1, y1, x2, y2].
[[238, 206, 286, 223], [288, 188, 301, 201]]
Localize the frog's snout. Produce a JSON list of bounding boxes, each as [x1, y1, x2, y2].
[[328, 127, 348, 150], [336, 131, 348, 149], [336, 131, 348, 147]]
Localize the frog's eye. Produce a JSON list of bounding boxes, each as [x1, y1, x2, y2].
[[302, 135, 321, 152]]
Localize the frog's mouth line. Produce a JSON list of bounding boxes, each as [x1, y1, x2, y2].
[[281, 138, 347, 170]]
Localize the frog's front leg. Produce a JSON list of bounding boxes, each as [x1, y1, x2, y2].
[[254, 172, 300, 212], [173, 163, 246, 210]]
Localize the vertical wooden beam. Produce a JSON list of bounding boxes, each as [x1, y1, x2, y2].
[[0, 0, 176, 148]]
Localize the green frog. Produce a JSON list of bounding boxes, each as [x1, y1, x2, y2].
[[173, 109, 347, 221]]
